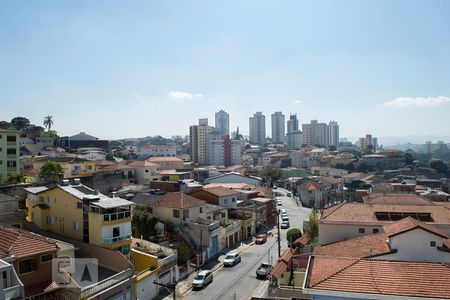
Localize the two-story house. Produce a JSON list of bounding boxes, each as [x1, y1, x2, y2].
[[298, 181, 324, 208], [189, 186, 239, 209], [25, 180, 134, 256], [0, 193, 24, 228]]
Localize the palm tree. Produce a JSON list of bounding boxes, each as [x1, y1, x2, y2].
[[43, 115, 54, 131]]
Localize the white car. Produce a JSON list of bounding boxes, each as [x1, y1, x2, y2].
[[223, 252, 241, 267], [281, 215, 289, 222], [276, 199, 282, 206], [192, 270, 213, 289]]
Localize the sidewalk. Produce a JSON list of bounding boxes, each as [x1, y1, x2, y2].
[[171, 239, 256, 299]]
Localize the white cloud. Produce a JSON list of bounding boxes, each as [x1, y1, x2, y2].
[[292, 100, 302, 104], [383, 96, 450, 108], [167, 91, 204, 103]]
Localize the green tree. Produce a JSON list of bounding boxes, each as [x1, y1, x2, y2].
[[286, 228, 302, 246], [39, 161, 63, 182], [7, 172, 27, 184], [0, 121, 12, 129], [403, 152, 414, 165], [261, 166, 282, 186], [43, 115, 54, 131], [307, 209, 320, 238], [175, 243, 190, 265], [328, 145, 337, 151], [430, 160, 448, 174], [10, 117, 30, 131], [131, 205, 161, 242]]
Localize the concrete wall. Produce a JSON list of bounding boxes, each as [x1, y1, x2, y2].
[[375, 229, 450, 262], [319, 223, 383, 245]]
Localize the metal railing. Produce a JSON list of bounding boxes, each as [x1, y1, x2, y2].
[[103, 210, 131, 221], [81, 268, 133, 298], [102, 233, 132, 244]]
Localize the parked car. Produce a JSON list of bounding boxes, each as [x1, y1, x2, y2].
[[192, 270, 213, 289], [276, 199, 282, 206], [255, 234, 267, 244], [281, 211, 288, 218], [223, 252, 241, 267], [287, 192, 292, 197], [280, 209, 287, 214], [281, 215, 289, 222], [280, 221, 290, 229], [272, 186, 278, 189], [256, 262, 273, 279]]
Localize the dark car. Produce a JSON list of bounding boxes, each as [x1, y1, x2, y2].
[[255, 234, 267, 244]]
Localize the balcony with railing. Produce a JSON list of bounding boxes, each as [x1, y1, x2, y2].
[[102, 210, 131, 222], [81, 268, 133, 298], [102, 233, 132, 244]]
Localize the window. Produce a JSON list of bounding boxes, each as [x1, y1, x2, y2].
[[7, 148, 16, 155], [145, 169, 149, 173], [199, 207, 203, 213], [173, 210, 180, 218], [47, 196, 50, 203], [41, 254, 53, 263], [113, 227, 120, 237], [47, 216, 53, 224], [7, 136, 16, 142], [183, 210, 189, 219], [77, 202, 82, 209], [6, 161, 16, 168], [430, 241, 436, 247], [373, 228, 379, 233], [232, 198, 235, 202], [358, 228, 365, 234], [73, 221, 79, 231], [224, 199, 228, 204], [18, 259, 33, 274], [2, 271, 7, 289]]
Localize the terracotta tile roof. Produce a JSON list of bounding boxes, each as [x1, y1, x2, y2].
[[203, 186, 239, 197], [362, 193, 434, 205], [320, 176, 339, 185], [0, 225, 58, 259], [299, 181, 323, 191], [270, 248, 294, 279], [313, 233, 391, 258], [307, 256, 450, 299], [320, 203, 450, 225], [154, 192, 205, 209], [341, 172, 363, 179], [126, 160, 158, 167], [293, 234, 311, 246], [383, 216, 448, 238]]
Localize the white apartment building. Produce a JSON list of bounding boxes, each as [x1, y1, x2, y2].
[[423, 141, 447, 154], [327, 120, 339, 148], [190, 118, 215, 165], [206, 134, 244, 167], [137, 145, 177, 158], [271, 112, 285, 144], [358, 134, 378, 152], [287, 114, 299, 133], [286, 131, 303, 150], [249, 112, 266, 145], [215, 110, 230, 135], [302, 120, 328, 147]]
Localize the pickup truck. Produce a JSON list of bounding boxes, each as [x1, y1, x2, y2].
[[256, 262, 272, 279]]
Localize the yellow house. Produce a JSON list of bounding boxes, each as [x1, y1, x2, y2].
[[32, 156, 96, 179], [25, 181, 134, 256]]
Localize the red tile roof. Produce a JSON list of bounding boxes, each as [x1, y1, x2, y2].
[[203, 186, 239, 197], [383, 216, 448, 238], [307, 257, 450, 299], [298, 181, 323, 191], [293, 234, 312, 246], [313, 233, 391, 258], [154, 192, 205, 209], [148, 157, 184, 163], [270, 248, 294, 279], [320, 176, 340, 185], [0, 225, 58, 259], [362, 193, 434, 205]]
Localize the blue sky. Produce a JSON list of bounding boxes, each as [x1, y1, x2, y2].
[[1, 1, 450, 141]]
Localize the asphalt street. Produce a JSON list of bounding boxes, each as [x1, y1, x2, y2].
[[180, 188, 311, 300]]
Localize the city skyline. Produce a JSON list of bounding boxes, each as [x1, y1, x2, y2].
[[2, 1, 450, 140]]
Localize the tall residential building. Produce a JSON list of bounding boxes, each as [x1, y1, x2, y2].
[[271, 112, 285, 144], [286, 131, 303, 150], [327, 121, 339, 148], [206, 134, 244, 167], [287, 114, 299, 133], [249, 112, 266, 145], [190, 118, 214, 165], [0, 130, 19, 183], [215, 109, 230, 135], [359, 134, 378, 152], [302, 120, 328, 147]]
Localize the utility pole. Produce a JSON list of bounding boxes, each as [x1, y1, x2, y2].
[[154, 281, 178, 300], [277, 209, 281, 258]]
